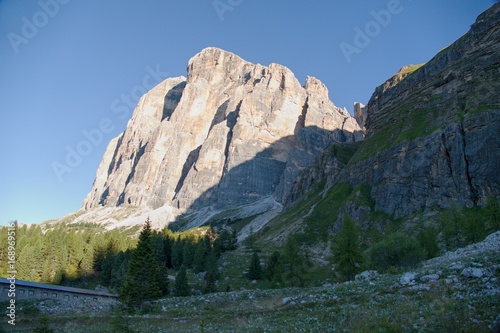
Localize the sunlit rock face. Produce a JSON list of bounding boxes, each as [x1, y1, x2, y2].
[[83, 47, 363, 215]]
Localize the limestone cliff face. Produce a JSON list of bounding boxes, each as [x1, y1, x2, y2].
[[288, 3, 500, 220], [354, 3, 500, 217], [83, 47, 362, 215]]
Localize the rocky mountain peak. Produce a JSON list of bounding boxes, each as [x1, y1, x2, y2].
[[82, 47, 363, 227], [304, 75, 328, 95], [186, 47, 251, 84]]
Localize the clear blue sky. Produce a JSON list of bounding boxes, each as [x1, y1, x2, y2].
[[0, 0, 495, 225]]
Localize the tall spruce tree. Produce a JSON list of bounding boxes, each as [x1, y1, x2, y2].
[[162, 233, 173, 268], [282, 237, 306, 287], [486, 194, 500, 232], [182, 238, 196, 268], [172, 236, 184, 269], [174, 265, 190, 297], [265, 250, 283, 286], [151, 232, 170, 296], [193, 242, 207, 273], [120, 218, 162, 309], [247, 252, 262, 280], [203, 250, 219, 294], [110, 251, 127, 290], [332, 217, 363, 281]]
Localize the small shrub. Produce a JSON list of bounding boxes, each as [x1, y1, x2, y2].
[[417, 226, 440, 259], [265, 251, 284, 287], [111, 307, 135, 333], [440, 205, 464, 250], [368, 232, 425, 272], [460, 208, 487, 244]]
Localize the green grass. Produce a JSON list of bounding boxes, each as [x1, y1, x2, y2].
[[257, 180, 326, 246], [350, 105, 440, 165], [207, 214, 259, 234], [291, 180, 399, 246], [258, 142, 364, 247], [326, 141, 361, 165], [466, 104, 500, 117], [295, 182, 352, 244], [348, 31, 497, 167], [399, 63, 425, 76]]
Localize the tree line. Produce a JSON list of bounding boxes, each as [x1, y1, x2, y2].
[[0, 219, 237, 308], [245, 236, 311, 288], [330, 195, 500, 281], [0, 223, 135, 285], [1, 195, 496, 311], [120, 218, 238, 309]]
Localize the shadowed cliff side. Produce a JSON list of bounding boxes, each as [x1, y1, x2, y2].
[[287, 3, 500, 224], [168, 126, 359, 232]]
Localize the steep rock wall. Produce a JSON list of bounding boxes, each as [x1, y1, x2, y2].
[[287, 4, 500, 220], [83, 47, 363, 216]]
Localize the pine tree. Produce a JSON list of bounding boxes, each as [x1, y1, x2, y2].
[[229, 229, 238, 250], [265, 250, 283, 285], [174, 265, 190, 297], [486, 194, 500, 232], [282, 237, 305, 287], [182, 238, 196, 268], [441, 204, 463, 250], [193, 242, 207, 273], [417, 226, 439, 259], [245, 225, 256, 249], [151, 232, 170, 295], [94, 239, 119, 286], [162, 233, 173, 268], [212, 228, 238, 257], [110, 251, 127, 290], [203, 251, 219, 293], [151, 232, 166, 265], [247, 251, 262, 280], [172, 236, 184, 269], [332, 217, 363, 281], [462, 209, 486, 244], [203, 269, 218, 294], [18, 245, 40, 281], [212, 235, 224, 259], [120, 218, 162, 309]]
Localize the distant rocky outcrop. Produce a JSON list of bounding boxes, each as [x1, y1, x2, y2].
[[353, 102, 366, 130], [82, 47, 362, 225]]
